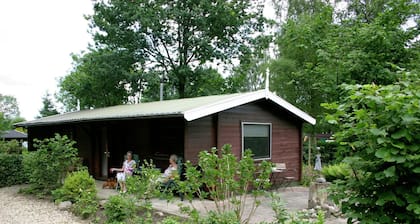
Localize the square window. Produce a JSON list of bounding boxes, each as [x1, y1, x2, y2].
[[242, 122, 271, 160]]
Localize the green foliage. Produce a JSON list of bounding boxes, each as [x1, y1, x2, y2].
[[0, 139, 24, 154], [52, 169, 98, 218], [270, 5, 336, 122], [104, 195, 137, 224], [315, 140, 339, 164], [300, 165, 316, 187], [37, 92, 59, 118], [0, 94, 25, 132], [127, 160, 162, 199], [57, 49, 137, 111], [200, 211, 240, 224], [72, 190, 99, 219], [57, 0, 271, 110], [0, 153, 28, 187], [270, 0, 419, 134], [321, 163, 351, 182], [323, 71, 420, 223], [269, 192, 325, 224], [0, 94, 20, 118], [22, 134, 80, 196], [178, 144, 272, 223], [52, 169, 97, 202], [126, 160, 163, 223], [161, 217, 181, 224]]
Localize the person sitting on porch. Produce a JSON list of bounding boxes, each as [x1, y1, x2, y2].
[[159, 154, 179, 184], [110, 151, 136, 193]]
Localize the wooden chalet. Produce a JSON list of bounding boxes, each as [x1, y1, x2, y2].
[[16, 90, 316, 180]]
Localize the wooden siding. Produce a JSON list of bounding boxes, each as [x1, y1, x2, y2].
[[184, 116, 217, 164], [217, 100, 303, 181]]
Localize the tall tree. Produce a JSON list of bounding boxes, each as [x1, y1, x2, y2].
[[270, 0, 419, 132], [88, 0, 268, 99], [270, 5, 335, 119], [273, 0, 331, 20], [0, 94, 24, 132], [57, 49, 139, 111], [37, 92, 59, 118], [0, 94, 20, 119]]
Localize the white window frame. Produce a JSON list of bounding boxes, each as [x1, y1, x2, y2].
[[241, 122, 272, 160]]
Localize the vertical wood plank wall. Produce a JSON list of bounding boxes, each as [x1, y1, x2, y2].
[[184, 116, 217, 164], [184, 100, 303, 181]]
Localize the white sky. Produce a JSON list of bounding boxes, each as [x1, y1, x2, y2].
[[0, 1, 276, 121], [0, 0, 93, 120]]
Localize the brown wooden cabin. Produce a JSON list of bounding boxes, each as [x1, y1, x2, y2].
[[16, 90, 315, 181]]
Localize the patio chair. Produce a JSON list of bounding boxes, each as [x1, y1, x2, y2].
[[271, 163, 296, 190], [162, 157, 185, 200]]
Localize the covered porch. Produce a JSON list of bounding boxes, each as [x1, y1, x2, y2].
[[27, 117, 185, 179]]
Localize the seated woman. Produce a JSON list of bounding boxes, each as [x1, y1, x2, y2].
[[159, 154, 179, 184], [110, 151, 136, 193]]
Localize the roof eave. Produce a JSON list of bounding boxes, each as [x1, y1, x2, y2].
[[15, 113, 184, 128], [184, 90, 265, 121], [184, 90, 316, 125], [265, 91, 316, 125]]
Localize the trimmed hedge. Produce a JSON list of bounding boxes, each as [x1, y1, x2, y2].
[[0, 153, 27, 187]]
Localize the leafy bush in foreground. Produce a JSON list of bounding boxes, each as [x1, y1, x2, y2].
[[22, 134, 80, 196], [323, 72, 420, 223], [52, 169, 98, 218], [0, 153, 28, 187], [321, 163, 351, 182], [104, 195, 137, 224], [0, 139, 24, 154]]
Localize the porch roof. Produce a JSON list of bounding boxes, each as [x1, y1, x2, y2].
[[16, 90, 316, 127], [0, 130, 27, 139]]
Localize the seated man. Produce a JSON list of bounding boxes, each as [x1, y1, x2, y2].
[[110, 151, 136, 193]]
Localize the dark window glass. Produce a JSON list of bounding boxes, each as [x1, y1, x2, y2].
[[243, 123, 271, 159]]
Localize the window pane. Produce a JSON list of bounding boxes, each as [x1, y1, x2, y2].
[[243, 124, 270, 159], [244, 124, 269, 137]]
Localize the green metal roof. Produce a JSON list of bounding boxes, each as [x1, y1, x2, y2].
[[16, 90, 316, 127]]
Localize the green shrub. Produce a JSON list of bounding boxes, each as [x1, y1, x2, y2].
[[161, 217, 181, 224], [316, 140, 339, 164], [104, 195, 137, 224], [0, 153, 28, 187], [22, 134, 80, 196], [52, 169, 97, 202], [321, 163, 351, 182], [323, 72, 420, 223], [300, 165, 316, 187], [72, 190, 99, 219], [179, 145, 272, 223], [199, 211, 240, 224], [52, 169, 98, 218], [0, 140, 24, 154], [270, 192, 325, 224]]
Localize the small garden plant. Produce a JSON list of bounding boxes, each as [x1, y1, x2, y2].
[[52, 169, 98, 219], [178, 144, 273, 223]]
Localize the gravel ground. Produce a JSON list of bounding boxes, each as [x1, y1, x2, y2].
[[0, 185, 88, 224]]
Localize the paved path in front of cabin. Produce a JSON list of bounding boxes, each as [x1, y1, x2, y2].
[[148, 186, 347, 224], [0, 185, 87, 224]]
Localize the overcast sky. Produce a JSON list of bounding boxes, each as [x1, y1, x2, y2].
[[0, 1, 277, 121], [0, 0, 93, 120]]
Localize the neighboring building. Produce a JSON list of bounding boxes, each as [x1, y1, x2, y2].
[[16, 90, 315, 180], [0, 130, 27, 141]]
